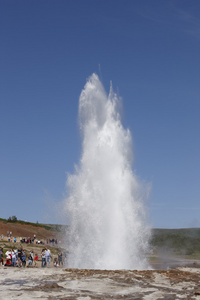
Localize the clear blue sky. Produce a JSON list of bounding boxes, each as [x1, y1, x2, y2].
[[0, 0, 200, 228]]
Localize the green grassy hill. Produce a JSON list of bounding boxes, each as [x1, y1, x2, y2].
[[151, 228, 200, 257]]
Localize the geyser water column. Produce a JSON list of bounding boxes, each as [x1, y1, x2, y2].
[[65, 73, 150, 270]]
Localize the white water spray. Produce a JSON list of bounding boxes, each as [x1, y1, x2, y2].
[[65, 74, 150, 270]]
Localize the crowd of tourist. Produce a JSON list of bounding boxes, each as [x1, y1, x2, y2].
[[0, 247, 63, 268], [0, 231, 64, 268], [1, 232, 59, 246]]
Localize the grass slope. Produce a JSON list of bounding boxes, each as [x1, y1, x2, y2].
[[151, 228, 200, 257], [0, 217, 66, 232]]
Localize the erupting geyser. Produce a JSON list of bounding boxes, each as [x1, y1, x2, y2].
[[65, 74, 150, 270]]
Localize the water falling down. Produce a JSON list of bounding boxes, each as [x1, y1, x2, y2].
[[65, 74, 151, 270]]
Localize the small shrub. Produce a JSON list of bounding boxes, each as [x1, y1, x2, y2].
[[7, 216, 18, 222]]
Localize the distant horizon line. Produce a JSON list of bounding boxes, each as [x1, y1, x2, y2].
[[0, 217, 199, 230]]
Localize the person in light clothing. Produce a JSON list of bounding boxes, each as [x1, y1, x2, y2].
[[11, 249, 16, 266], [45, 247, 51, 267]]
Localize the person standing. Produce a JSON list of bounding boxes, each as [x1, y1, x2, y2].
[[58, 251, 63, 266], [41, 249, 46, 268], [45, 247, 51, 268], [30, 250, 34, 261], [17, 247, 22, 261], [21, 250, 26, 268], [11, 249, 16, 266], [34, 253, 38, 266]]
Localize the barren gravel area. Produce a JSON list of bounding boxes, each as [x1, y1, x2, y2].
[[1, 266, 200, 299]]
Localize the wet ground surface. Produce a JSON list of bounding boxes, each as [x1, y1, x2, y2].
[[1, 262, 200, 299]]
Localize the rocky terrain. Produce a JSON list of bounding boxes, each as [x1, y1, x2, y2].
[[1, 266, 200, 299]]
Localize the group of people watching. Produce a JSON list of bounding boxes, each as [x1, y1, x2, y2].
[[1, 233, 59, 246], [0, 247, 63, 268], [0, 247, 30, 267]]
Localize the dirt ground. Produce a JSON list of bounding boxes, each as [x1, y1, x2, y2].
[[0, 220, 58, 240]]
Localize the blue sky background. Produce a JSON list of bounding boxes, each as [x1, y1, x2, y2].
[[0, 0, 200, 228]]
